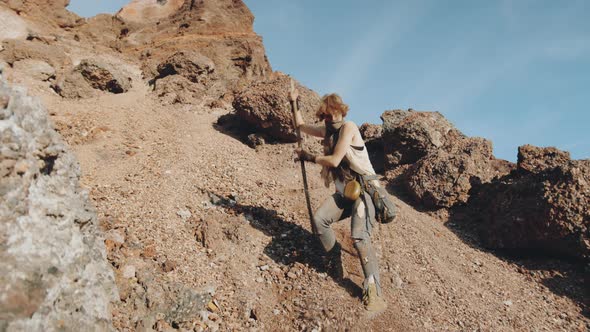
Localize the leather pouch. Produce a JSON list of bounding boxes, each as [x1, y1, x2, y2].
[[343, 180, 361, 201]]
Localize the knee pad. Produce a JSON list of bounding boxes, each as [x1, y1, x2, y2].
[[353, 237, 369, 254]]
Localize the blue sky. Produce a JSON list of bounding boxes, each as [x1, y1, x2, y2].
[[68, 0, 589, 161]]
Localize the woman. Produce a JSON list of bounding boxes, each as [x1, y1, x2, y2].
[[291, 91, 387, 314]]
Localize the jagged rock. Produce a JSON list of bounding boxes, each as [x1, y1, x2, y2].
[[406, 136, 504, 208], [247, 133, 265, 148], [466, 145, 590, 260], [232, 73, 321, 142], [53, 59, 132, 98], [155, 51, 215, 84], [76, 59, 131, 94], [13, 59, 55, 81], [0, 80, 117, 330], [381, 109, 455, 168], [134, 269, 213, 328], [116, 0, 185, 24], [154, 75, 205, 105], [52, 70, 96, 99], [380, 109, 514, 208], [517, 144, 571, 174], [359, 123, 384, 173]]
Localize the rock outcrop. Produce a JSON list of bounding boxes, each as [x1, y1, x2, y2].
[[381, 109, 455, 168], [76, 59, 132, 94], [381, 109, 513, 209], [232, 73, 321, 142], [116, 0, 185, 24], [53, 59, 132, 98], [0, 80, 117, 330], [405, 133, 515, 209], [466, 145, 590, 260], [151, 51, 216, 104], [517, 144, 571, 174], [119, 0, 272, 99]]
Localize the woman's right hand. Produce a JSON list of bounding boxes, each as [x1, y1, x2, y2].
[[289, 87, 299, 102]]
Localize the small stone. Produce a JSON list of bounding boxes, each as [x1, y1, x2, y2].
[[162, 259, 177, 272], [106, 229, 125, 245], [207, 300, 219, 312], [0, 95, 9, 109], [14, 162, 31, 177], [122, 265, 136, 279], [503, 300, 513, 307], [259, 265, 269, 271], [209, 193, 223, 205], [177, 208, 192, 220], [142, 245, 157, 259], [287, 272, 297, 279]]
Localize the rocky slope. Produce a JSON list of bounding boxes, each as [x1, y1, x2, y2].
[[0, 0, 588, 331]]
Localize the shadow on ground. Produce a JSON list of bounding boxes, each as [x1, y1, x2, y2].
[[206, 192, 363, 300], [212, 112, 286, 150], [380, 172, 589, 318], [447, 205, 590, 318]]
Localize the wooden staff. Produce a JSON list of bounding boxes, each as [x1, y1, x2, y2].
[[289, 78, 315, 233]]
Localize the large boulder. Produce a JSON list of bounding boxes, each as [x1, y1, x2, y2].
[[52, 70, 96, 99], [0, 80, 117, 330], [381, 109, 456, 168], [381, 109, 514, 209], [466, 145, 590, 260], [53, 59, 132, 98], [155, 51, 215, 84], [406, 136, 492, 208], [76, 59, 131, 94], [517, 144, 571, 174], [154, 75, 206, 105], [232, 73, 321, 142]]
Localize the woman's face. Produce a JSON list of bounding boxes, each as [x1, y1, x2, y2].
[[319, 112, 343, 123]]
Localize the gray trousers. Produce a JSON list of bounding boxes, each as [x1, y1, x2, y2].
[[313, 192, 381, 292]]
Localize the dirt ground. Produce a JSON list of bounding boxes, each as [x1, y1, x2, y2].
[[9, 65, 589, 331]]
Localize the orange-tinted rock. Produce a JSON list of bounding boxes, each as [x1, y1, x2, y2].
[[232, 73, 321, 142], [116, 0, 185, 24]]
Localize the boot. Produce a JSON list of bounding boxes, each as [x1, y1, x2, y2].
[[324, 243, 345, 280], [362, 282, 387, 315]]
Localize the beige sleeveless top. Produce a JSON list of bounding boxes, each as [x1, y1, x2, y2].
[[334, 143, 377, 194]]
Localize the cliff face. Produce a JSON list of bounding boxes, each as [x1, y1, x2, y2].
[[0, 79, 118, 331], [116, 0, 272, 99]]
